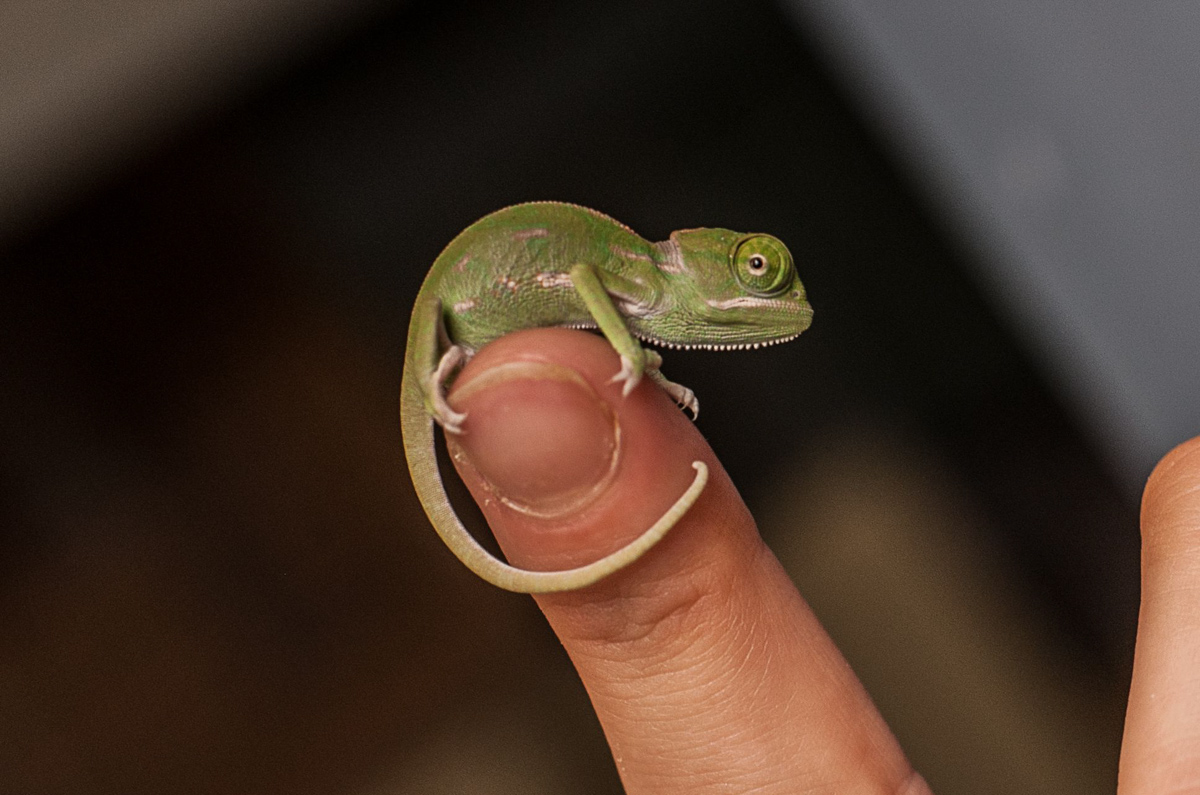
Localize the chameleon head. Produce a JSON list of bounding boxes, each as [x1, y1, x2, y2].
[[657, 228, 814, 349]]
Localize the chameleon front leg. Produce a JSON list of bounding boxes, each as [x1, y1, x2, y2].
[[568, 269, 699, 418], [569, 263, 649, 396]]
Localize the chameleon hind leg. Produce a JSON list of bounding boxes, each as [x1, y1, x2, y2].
[[427, 344, 471, 434], [412, 297, 472, 434], [646, 363, 699, 419]]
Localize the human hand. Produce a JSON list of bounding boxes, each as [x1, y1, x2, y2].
[[445, 328, 1199, 794]]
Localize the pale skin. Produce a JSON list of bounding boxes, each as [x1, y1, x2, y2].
[[444, 328, 1200, 794], [401, 202, 813, 592]]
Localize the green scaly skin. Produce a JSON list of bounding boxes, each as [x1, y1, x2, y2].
[[401, 202, 813, 593]]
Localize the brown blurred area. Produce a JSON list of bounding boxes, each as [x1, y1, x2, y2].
[[0, 146, 618, 794], [1, 1, 1140, 793]]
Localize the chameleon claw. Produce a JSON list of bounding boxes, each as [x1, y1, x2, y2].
[[436, 407, 468, 435], [650, 373, 699, 420], [430, 391, 468, 435], [441, 411, 468, 436], [425, 342, 470, 434], [609, 354, 642, 397], [677, 390, 699, 420]]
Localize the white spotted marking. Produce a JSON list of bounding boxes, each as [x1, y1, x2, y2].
[[452, 298, 477, 313], [610, 290, 658, 319], [512, 227, 549, 241], [653, 235, 686, 274], [453, 254, 471, 272], [706, 296, 803, 312], [534, 271, 574, 289], [609, 244, 653, 262]]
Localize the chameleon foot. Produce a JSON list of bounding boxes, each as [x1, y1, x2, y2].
[[661, 380, 699, 420], [644, 358, 699, 420], [609, 353, 643, 397], [431, 396, 468, 435], [426, 343, 471, 434]]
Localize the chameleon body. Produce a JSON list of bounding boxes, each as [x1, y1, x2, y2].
[[401, 202, 812, 593]]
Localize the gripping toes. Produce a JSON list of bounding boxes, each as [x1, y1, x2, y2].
[[649, 371, 699, 419], [426, 343, 471, 434], [431, 393, 468, 435], [663, 381, 699, 419], [609, 353, 643, 397]]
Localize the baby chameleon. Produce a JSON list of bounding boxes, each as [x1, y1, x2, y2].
[[401, 202, 813, 593]]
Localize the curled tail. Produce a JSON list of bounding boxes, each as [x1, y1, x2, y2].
[[400, 347, 706, 593]]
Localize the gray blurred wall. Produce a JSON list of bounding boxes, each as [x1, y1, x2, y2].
[[782, 0, 1200, 490]]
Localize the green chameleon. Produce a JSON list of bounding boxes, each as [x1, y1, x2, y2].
[[401, 202, 812, 593]]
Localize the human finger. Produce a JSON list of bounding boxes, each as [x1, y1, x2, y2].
[[445, 328, 928, 795]]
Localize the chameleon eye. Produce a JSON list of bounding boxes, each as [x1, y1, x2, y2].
[[731, 234, 794, 296]]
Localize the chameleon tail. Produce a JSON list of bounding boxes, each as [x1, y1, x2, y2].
[[400, 371, 706, 592]]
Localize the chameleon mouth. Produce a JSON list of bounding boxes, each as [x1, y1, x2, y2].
[[560, 323, 805, 351], [634, 332, 804, 352]]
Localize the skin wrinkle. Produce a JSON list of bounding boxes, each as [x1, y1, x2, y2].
[[586, 624, 738, 718], [588, 619, 724, 711], [743, 637, 774, 705], [1144, 440, 1200, 536], [630, 725, 797, 794], [558, 489, 760, 652], [615, 567, 722, 648], [576, 553, 770, 701], [708, 592, 778, 713], [715, 586, 878, 782], [594, 624, 785, 761], [583, 555, 915, 791], [603, 581, 886, 794], [559, 550, 721, 649], [1145, 491, 1200, 544]]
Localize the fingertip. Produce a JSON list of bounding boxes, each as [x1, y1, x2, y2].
[[1141, 435, 1200, 551], [445, 328, 709, 578], [1123, 435, 1200, 792]]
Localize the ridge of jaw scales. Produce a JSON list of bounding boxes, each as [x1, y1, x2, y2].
[[635, 332, 804, 352], [557, 323, 803, 351]]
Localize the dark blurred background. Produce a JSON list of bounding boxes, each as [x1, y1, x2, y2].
[[3, 1, 1196, 793]]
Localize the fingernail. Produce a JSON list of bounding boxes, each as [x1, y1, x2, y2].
[[447, 361, 620, 518]]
